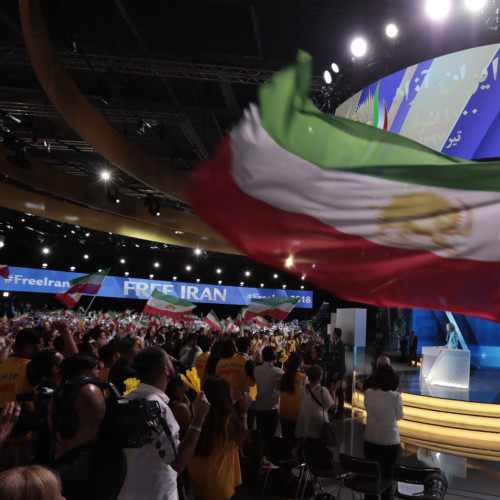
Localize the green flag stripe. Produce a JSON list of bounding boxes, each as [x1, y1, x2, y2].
[[257, 51, 500, 193], [151, 288, 194, 307]]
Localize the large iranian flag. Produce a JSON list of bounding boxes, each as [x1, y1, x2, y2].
[[204, 309, 224, 332], [143, 289, 196, 319], [55, 268, 110, 309], [245, 297, 300, 321], [191, 51, 500, 322]]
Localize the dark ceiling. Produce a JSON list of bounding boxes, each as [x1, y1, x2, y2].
[[1, 0, 500, 311]]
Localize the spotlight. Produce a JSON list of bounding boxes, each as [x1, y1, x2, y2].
[[331, 63, 340, 73], [218, 280, 222, 285], [196, 278, 200, 283], [42, 263, 48, 268], [154, 262, 160, 268], [120, 258, 126, 264], [136, 119, 152, 136], [273, 274, 278, 279], [0, 241, 4, 248], [260, 283, 264, 288], [194, 248, 202, 256], [186, 265, 191, 271], [216, 268, 222, 274], [2, 291, 8, 297], [301, 275, 306, 280], [84, 254, 89, 259], [425, 0, 451, 20], [245, 271, 251, 277], [285, 256, 294, 268], [323, 70, 332, 84], [101, 171, 110, 181], [125, 272, 129, 276], [149, 274, 154, 279], [173, 276, 177, 280], [240, 282, 244, 286], [70, 266, 76, 271], [301, 285, 304, 290], [351, 37, 368, 57], [282, 284, 287, 289], [42, 247, 49, 254], [385, 23, 398, 38]]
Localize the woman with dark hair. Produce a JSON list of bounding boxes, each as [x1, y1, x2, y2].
[[294, 364, 339, 441], [165, 375, 192, 438], [204, 340, 223, 378], [363, 364, 403, 500], [279, 352, 307, 440], [188, 375, 250, 500]]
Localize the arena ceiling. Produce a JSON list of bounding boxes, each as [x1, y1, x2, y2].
[[0, 0, 499, 296]]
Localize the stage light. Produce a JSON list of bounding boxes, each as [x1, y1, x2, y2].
[[70, 266, 75, 271], [85, 232, 90, 237], [124, 272, 129, 276], [42, 263, 48, 268], [149, 274, 154, 279], [260, 283, 264, 288], [216, 268, 222, 274], [194, 248, 201, 255], [186, 265, 191, 271], [218, 280, 222, 285], [175, 230, 184, 235], [101, 171, 110, 181], [136, 119, 152, 136], [42, 247, 49, 254], [282, 284, 287, 289], [425, 0, 451, 20], [323, 70, 332, 84], [173, 276, 177, 280], [154, 262, 160, 268], [301, 285, 304, 290], [245, 271, 251, 277], [464, 0, 485, 12], [83, 254, 89, 259], [273, 274, 278, 279], [331, 63, 340, 74], [351, 37, 368, 57], [285, 256, 294, 268], [385, 23, 398, 38], [196, 278, 200, 283], [240, 282, 244, 286], [120, 258, 125, 264], [146, 197, 161, 217], [106, 185, 120, 204], [2, 291, 8, 297], [301, 275, 306, 280], [0, 241, 4, 248]]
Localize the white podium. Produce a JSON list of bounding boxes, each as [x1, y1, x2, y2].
[[421, 346, 470, 388]]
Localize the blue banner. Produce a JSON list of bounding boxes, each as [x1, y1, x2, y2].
[[0, 266, 313, 308]]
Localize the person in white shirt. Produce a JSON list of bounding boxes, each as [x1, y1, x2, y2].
[[363, 364, 403, 499], [253, 346, 283, 438], [118, 346, 210, 500]]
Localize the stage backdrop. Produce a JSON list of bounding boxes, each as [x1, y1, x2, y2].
[[0, 266, 313, 308], [336, 42, 500, 160]]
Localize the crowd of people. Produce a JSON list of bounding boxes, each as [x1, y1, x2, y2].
[[0, 308, 404, 499]]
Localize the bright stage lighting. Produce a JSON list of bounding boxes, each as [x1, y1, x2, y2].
[[464, 0, 486, 11], [331, 63, 339, 74], [426, 0, 451, 20], [350, 37, 368, 58], [323, 70, 332, 84], [385, 23, 398, 38]]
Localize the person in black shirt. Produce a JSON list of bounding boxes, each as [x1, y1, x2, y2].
[[108, 337, 139, 395]]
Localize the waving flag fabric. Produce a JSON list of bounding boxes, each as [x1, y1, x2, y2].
[[143, 289, 196, 319], [251, 316, 271, 329], [204, 309, 224, 332], [0, 265, 9, 279], [191, 50, 500, 322], [55, 268, 110, 309], [245, 297, 300, 321]]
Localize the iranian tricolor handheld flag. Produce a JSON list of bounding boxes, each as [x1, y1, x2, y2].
[[234, 306, 248, 330], [51, 309, 63, 317], [55, 268, 110, 310], [143, 289, 196, 319], [245, 297, 300, 321], [252, 316, 271, 329], [130, 315, 148, 329], [204, 309, 224, 332], [0, 265, 9, 279], [149, 315, 162, 327], [225, 317, 235, 333], [12, 312, 29, 323], [65, 310, 77, 321], [305, 322, 317, 341], [191, 50, 500, 322], [184, 314, 198, 322]]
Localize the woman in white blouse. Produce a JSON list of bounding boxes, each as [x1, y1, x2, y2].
[[294, 364, 339, 441], [364, 364, 404, 498]]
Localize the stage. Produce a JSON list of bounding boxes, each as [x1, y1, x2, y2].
[[350, 352, 500, 461]]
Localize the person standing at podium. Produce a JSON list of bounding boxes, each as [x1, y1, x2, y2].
[[444, 323, 459, 349]]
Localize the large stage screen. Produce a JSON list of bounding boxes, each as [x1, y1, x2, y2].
[[336, 43, 500, 160], [0, 266, 313, 308]]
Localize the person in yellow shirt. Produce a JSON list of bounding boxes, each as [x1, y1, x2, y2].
[[215, 339, 255, 394], [279, 352, 307, 441], [194, 335, 212, 386]]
